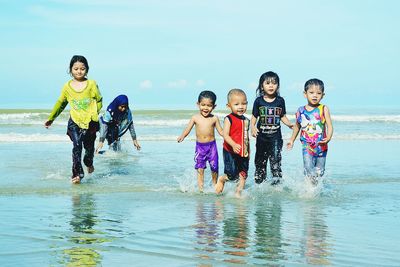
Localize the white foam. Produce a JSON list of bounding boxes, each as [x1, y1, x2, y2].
[[135, 119, 188, 127], [0, 132, 399, 143], [1, 112, 400, 125], [331, 114, 400, 123], [0, 112, 67, 125], [0, 133, 69, 142]]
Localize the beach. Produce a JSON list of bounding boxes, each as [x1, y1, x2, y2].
[[0, 109, 399, 266]]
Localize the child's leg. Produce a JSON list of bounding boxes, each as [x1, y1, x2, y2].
[[269, 139, 283, 184], [235, 158, 249, 196], [111, 140, 120, 151], [208, 140, 219, 187], [67, 119, 84, 182], [83, 130, 97, 173], [302, 152, 317, 184], [235, 175, 246, 197], [194, 142, 208, 191], [197, 168, 205, 192], [217, 150, 235, 194], [254, 141, 268, 184], [215, 174, 228, 194], [211, 171, 218, 187], [315, 156, 326, 178]]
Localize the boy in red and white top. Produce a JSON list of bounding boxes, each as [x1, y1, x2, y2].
[[215, 89, 250, 197]]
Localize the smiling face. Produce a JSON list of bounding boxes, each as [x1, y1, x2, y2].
[[227, 93, 248, 116], [70, 61, 87, 81], [197, 97, 215, 117], [304, 85, 324, 107]]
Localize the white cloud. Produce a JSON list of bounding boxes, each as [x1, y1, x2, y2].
[[195, 80, 205, 87], [288, 82, 304, 92], [247, 82, 258, 90], [139, 80, 152, 90], [167, 79, 188, 89]]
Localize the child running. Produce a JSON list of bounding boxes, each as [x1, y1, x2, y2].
[[177, 90, 223, 192], [95, 95, 141, 153], [44, 55, 103, 184], [287, 78, 333, 185], [251, 71, 293, 185], [215, 89, 250, 197]]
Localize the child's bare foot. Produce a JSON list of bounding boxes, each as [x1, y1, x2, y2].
[[71, 176, 81, 184], [215, 176, 227, 194], [87, 166, 94, 174], [235, 191, 242, 198]]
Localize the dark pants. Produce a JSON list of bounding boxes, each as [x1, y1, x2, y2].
[[105, 123, 121, 151], [67, 118, 99, 179], [254, 138, 283, 184]]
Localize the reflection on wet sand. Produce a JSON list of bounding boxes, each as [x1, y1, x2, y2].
[[302, 203, 332, 265], [194, 199, 223, 262], [254, 199, 285, 263], [61, 193, 110, 266], [222, 201, 250, 265]]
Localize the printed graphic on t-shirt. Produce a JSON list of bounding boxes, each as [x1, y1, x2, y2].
[[258, 106, 282, 134], [72, 98, 91, 111]]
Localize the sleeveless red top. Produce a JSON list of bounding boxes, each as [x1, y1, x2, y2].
[[223, 113, 250, 157]]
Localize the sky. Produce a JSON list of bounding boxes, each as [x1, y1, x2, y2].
[[0, 0, 399, 111]]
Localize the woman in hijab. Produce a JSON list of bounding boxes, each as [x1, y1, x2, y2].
[[96, 95, 141, 152]]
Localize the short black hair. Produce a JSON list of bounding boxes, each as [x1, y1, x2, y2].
[[304, 78, 324, 92], [198, 90, 217, 105]]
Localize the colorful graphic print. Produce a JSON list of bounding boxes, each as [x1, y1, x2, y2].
[[296, 105, 327, 156]]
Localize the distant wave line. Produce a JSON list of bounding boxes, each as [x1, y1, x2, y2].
[[1, 112, 400, 124], [1, 133, 400, 143]]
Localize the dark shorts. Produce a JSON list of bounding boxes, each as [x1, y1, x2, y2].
[[223, 149, 249, 181], [194, 140, 219, 172]]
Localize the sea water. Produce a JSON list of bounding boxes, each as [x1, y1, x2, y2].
[[0, 108, 399, 266]]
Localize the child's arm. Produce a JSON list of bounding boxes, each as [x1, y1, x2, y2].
[[250, 115, 258, 137], [319, 105, 333, 144], [128, 122, 141, 150], [286, 122, 300, 150], [94, 83, 103, 112], [223, 117, 241, 154], [177, 116, 196, 142], [215, 116, 223, 137], [45, 90, 68, 128], [281, 115, 294, 128]]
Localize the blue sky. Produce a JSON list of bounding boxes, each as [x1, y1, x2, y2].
[[1, 0, 399, 111]]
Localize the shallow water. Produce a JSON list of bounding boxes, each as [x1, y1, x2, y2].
[[1, 110, 400, 266]]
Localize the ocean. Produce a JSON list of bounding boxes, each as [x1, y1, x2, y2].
[[0, 108, 399, 266]]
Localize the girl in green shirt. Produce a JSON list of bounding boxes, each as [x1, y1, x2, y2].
[[45, 55, 103, 184]]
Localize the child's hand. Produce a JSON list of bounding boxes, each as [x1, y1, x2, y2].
[[133, 140, 141, 150], [95, 142, 104, 154], [286, 140, 294, 150], [177, 136, 184, 143], [318, 138, 331, 145], [44, 120, 53, 129], [232, 143, 241, 154], [251, 127, 259, 137]]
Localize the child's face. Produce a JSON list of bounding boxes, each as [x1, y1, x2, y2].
[[197, 98, 215, 117], [262, 78, 279, 96], [118, 105, 127, 112], [304, 85, 324, 106], [71, 61, 87, 81], [227, 93, 247, 116]]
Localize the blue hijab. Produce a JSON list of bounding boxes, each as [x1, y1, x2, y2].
[[107, 95, 129, 121]]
